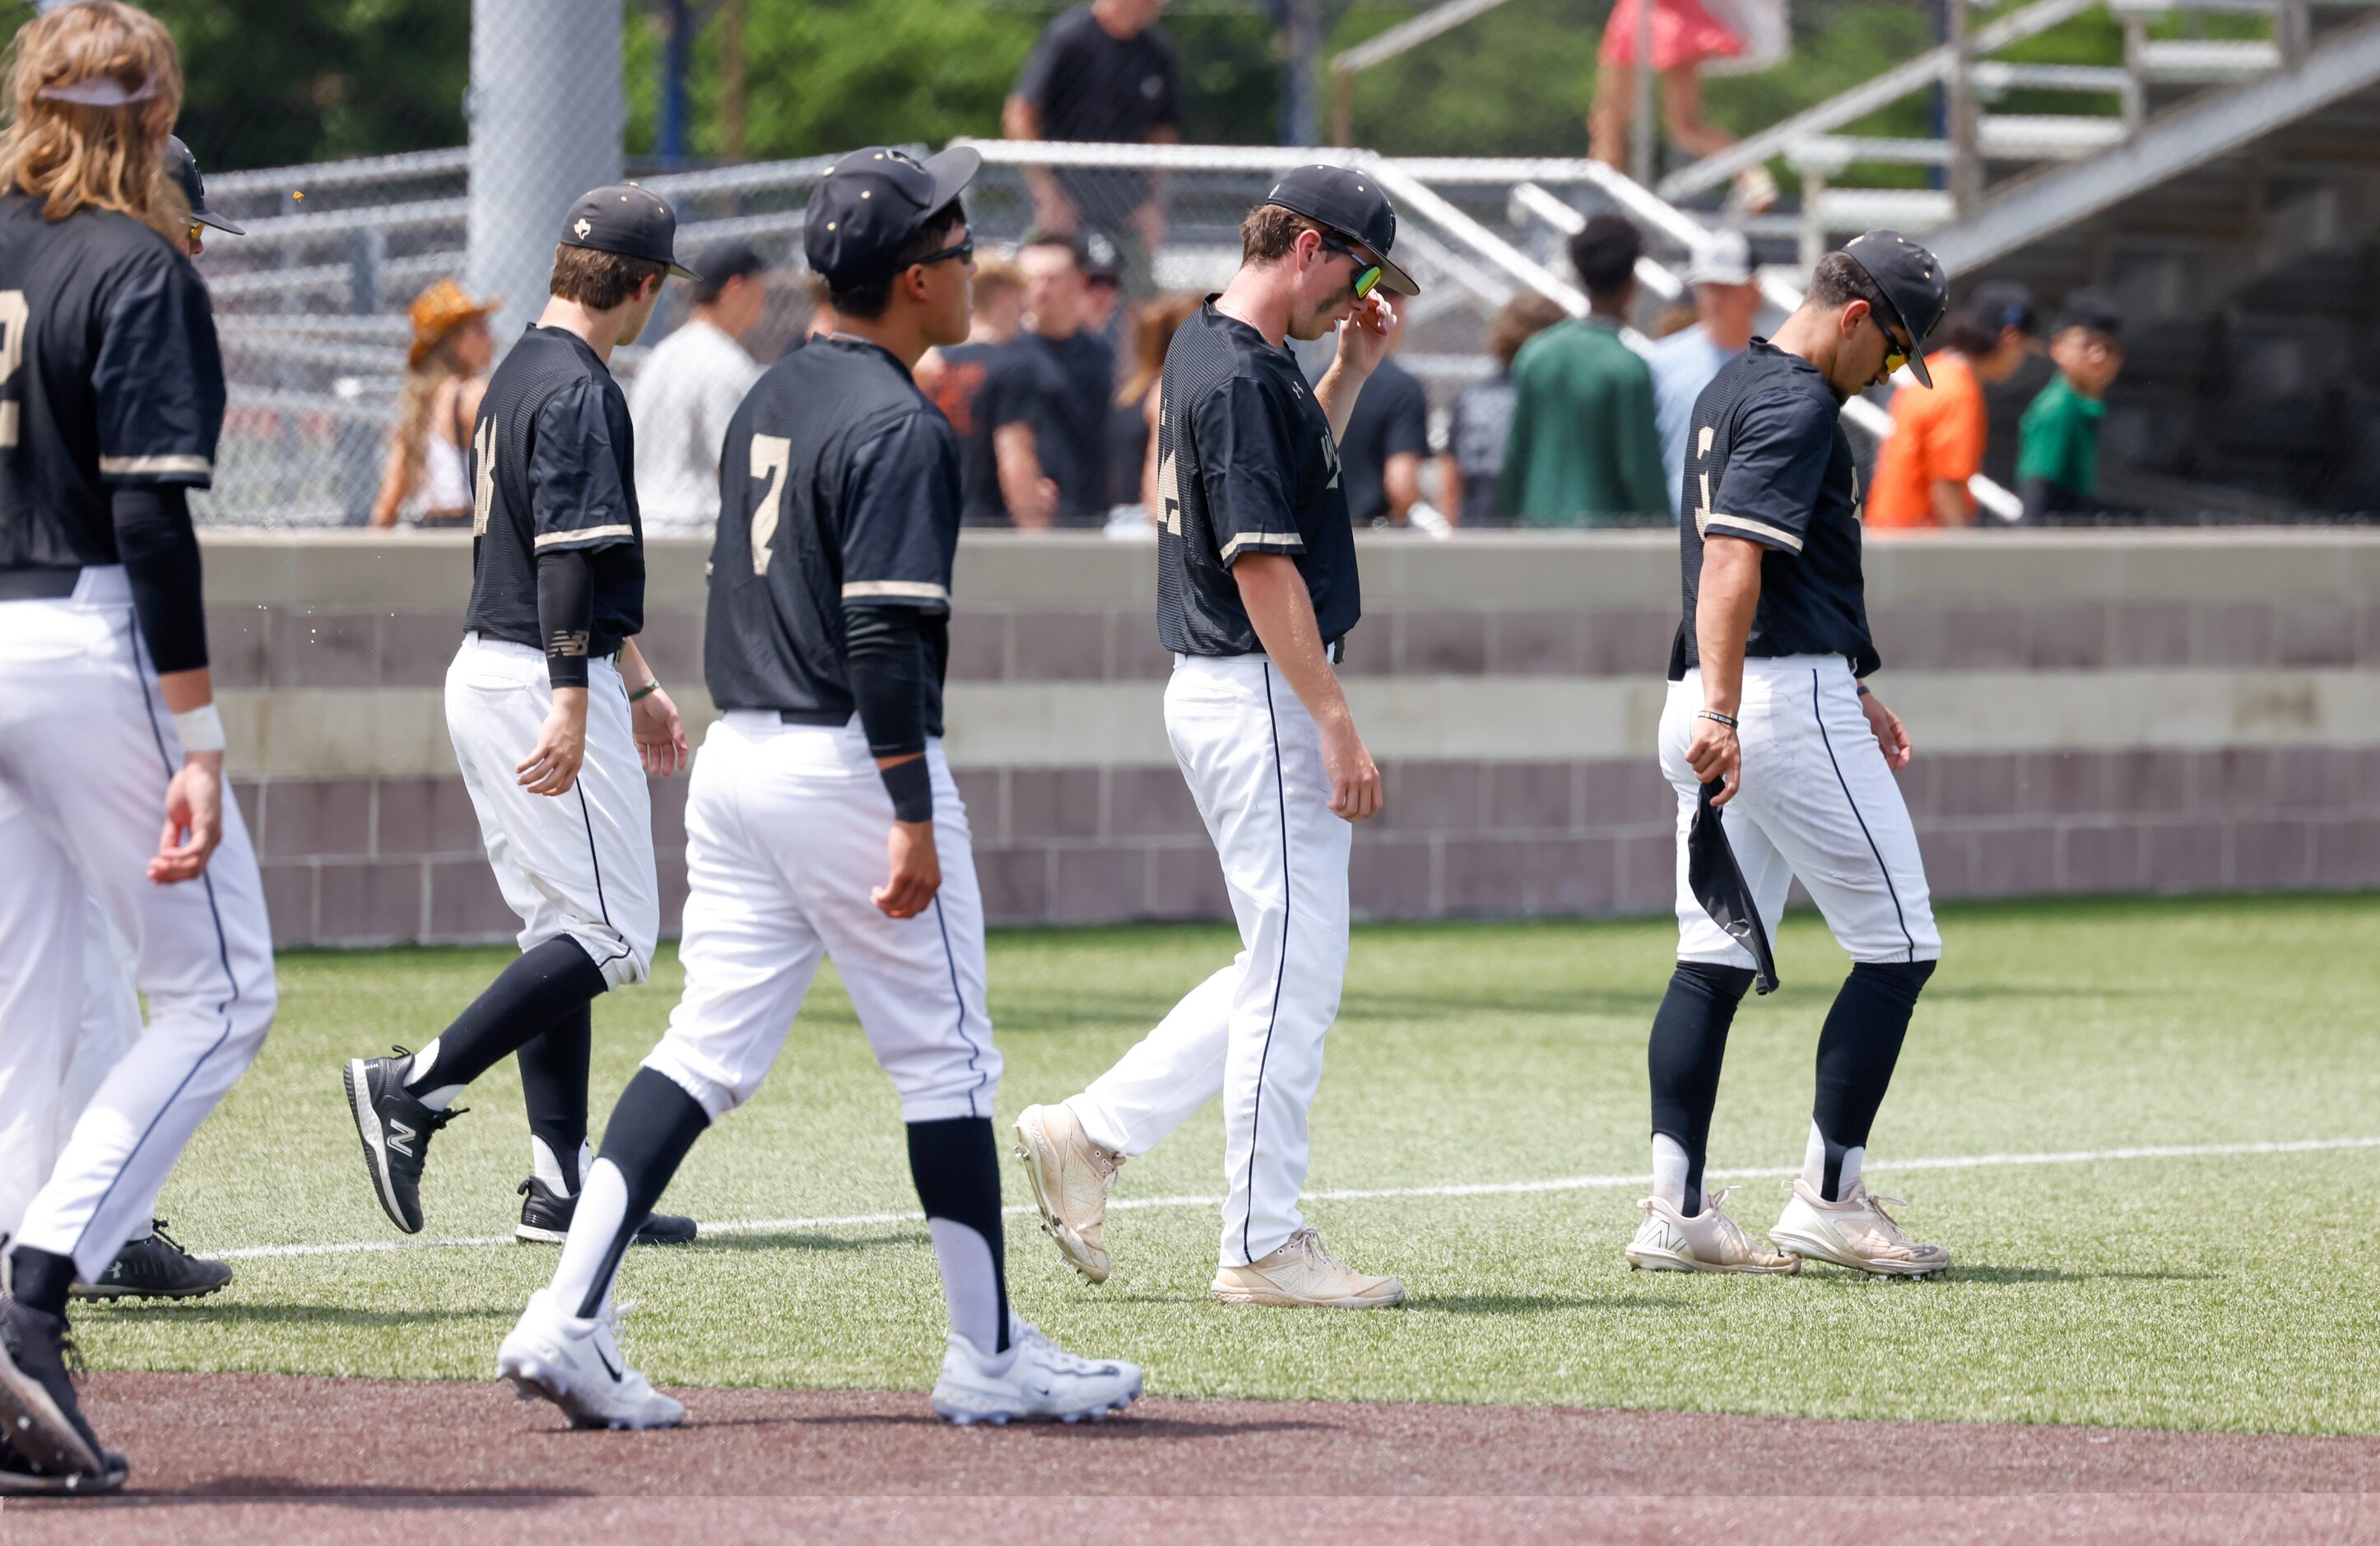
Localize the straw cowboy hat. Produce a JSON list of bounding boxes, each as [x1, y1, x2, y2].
[[407, 277, 501, 368]]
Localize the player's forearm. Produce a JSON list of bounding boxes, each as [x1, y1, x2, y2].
[[113, 483, 210, 676], [994, 426, 1053, 528], [1694, 537, 1764, 716], [1383, 453, 1423, 524], [1436, 457, 1463, 525], [1313, 360, 1372, 445], [844, 603, 935, 823], [536, 547, 596, 690], [1234, 552, 1353, 730], [618, 636, 658, 694], [1927, 478, 1970, 527]]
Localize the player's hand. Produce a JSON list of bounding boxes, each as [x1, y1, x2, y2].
[[1320, 716, 1382, 822], [1862, 691, 1914, 771], [149, 752, 225, 884], [1334, 295, 1396, 380], [631, 684, 689, 778], [518, 688, 589, 796], [1686, 715, 1742, 806], [874, 820, 942, 919]]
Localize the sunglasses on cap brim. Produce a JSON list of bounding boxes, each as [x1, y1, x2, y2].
[[1317, 233, 1384, 301]]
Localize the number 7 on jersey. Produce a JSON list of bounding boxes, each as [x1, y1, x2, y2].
[[748, 433, 791, 575]]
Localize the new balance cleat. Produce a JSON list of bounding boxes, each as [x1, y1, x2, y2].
[[498, 1289, 684, 1431], [1626, 1189, 1800, 1274], [515, 1177, 697, 1246], [1014, 1102, 1123, 1284], [1211, 1228, 1404, 1308], [930, 1320, 1141, 1426], [72, 1220, 234, 1302], [342, 1048, 465, 1234], [0, 1296, 112, 1487], [1769, 1179, 1951, 1278]]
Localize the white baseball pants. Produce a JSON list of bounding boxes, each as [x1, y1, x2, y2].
[[445, 633, 658, 989], [1070, 653, 1353, 1268], [0, 567, 276, 1279], [1663, 654, 1941, 967], [640, 712, 1001, 1124]]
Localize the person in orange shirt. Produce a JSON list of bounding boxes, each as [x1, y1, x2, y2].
[[1866, 282, 2039, 529]]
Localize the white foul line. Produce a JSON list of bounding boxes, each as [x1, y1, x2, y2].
[[212, 1134, 2380, 1263]]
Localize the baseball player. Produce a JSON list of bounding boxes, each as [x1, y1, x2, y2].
[[0, 2, 277, 1496], [496, 146, 1142, 1432], [341, 189, 700, 1249], [1014, 166, 1414, 1309], [1625, 231, 1952, 1278]]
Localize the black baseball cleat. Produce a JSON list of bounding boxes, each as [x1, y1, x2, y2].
[[342, 1048, 467, 1235], [515, 1177, 698, 1246], [0, 1432, 126, 1497], [72, 1220, 233, 1302], [0, 1296, 114, 1489]]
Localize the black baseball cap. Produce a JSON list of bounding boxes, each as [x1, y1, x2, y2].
[[1081, 227, 1124, 284], [1840, 229, 1949, 388], [692, 240, 765, 303], [1968, 280, 2041, 340], [2055, 288, 2123, 341], [560, 184, 700, 281], [805, 145, 980, 287], [164, 136, 241, 235], [1261, 163, 1420, 298]]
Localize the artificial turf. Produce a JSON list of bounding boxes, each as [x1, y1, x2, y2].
[[72, 894, 2380, 1435]]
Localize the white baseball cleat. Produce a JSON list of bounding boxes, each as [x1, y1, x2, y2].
[[497, 1289, 686, 1430], [1014, 1102, 1124, 1284], [1769, 1179, 1951, 1278], [1211, 1227, 1405, 1308], [930, 1320, 1143, 1427], [1625, 1188, 1801, 1274]]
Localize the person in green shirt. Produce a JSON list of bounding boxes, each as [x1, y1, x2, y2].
[[2016, 289, 2123, 523], [1499, 213, 1670, 527]]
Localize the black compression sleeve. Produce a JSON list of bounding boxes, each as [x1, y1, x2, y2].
[[844, 603, 935, 822], [537, 547, 595, 689], [112, 484, 208, 675]]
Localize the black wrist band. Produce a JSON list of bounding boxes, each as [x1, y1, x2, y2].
[[879, 755, 934, 824], [1697, 709, 1739, 729], [1857, 682, 1872, 697]]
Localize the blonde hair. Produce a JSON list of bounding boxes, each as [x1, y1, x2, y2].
[[393, 333, 469, 508], [0, 2, 187, 242], [1122, 291, 1202, 408], [970, 254, 1025, 302]]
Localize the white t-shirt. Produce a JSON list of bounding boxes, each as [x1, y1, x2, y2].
[[629, 316, 763, 533], [1647, 324, 1743, 519]]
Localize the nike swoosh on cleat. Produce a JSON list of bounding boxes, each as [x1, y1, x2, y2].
[[594, 1347, 623, 1383]]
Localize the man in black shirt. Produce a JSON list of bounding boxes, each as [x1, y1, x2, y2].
[[920, 254, 1062, 527], [497, 146, 1142, 1432], [1334, 333, 1429, 525], [1003, 0, 1183, 269], [1629, 232, 1955, 1280], [1019, 229, 1117, 526], [342, 187, 700, 1258], [1015, 165, 1418, 1310]]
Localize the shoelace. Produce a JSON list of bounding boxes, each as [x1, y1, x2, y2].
[[1859, 1194, 1918, 1245], [1011, 1321, 1103, 1374], [386, 1045, 471, 1129], [149, 1218, 189, 1256]]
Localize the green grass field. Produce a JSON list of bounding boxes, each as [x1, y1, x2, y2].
[[73, 896, 2380, 1435]]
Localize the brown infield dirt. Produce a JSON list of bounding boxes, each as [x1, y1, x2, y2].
[[4, 1371, 2378, 1544]]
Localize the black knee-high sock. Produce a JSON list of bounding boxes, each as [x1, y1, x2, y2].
[[907, 1118, 1011, 1357], [406, 937, 607, 1098], [1811, 960, 1936, 1200], [1648, 962, 1756, 1214], [517, 1002, 593, 1191], [7, 1245, 76, 1318], [562, 1068, 710, 1319]]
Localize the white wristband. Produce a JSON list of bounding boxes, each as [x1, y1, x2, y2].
[[172, 703, 226, 754]]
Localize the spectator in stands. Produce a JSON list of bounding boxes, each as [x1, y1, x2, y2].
[[1647, 228, 1759, 518], [1500, 214, 1669, 526], [920, 256, 1062, 529], [1441, 292, 1566, 528], [1020, 229, 1118, 527], [1868, 281, 2041, 529], [1004, 0, 1183, 272], [2018, 290, 2125, 524], [1336, 314, 1431, 527], [1592, 0, 1780, 212], [1111, 291, 1202, 519], [370, 277, 498, 529], [1082, 226, 1127, 341], [630, 241, 769, 534]]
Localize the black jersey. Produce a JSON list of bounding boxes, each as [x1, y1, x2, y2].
[[1670, 339, 1878, 681], [463, 325, 644, 656], [0, 195, 223, 569], [1155, 300, 1358, 657], [925, 338, 1059, 528], [705, 335, 959, 728]]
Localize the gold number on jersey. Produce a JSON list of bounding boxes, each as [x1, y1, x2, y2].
[[748, 433, 792, 575], [1691, 426, 1715, 538], [0, 290, 29, 449], [471, 414, 496, 537]]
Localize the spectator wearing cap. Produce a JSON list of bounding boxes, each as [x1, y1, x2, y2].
[[1335, 313, 1430, 528], [1081, 226, 1127, 340], [629, 240, 769, 533], [1440, 292, 1567, 528], [1501, 213, 1669, 526], [370, 277, 500, 529], [1867, 281, 2041, 529], [1020, 228, 1118, 527], [918, 254, 1066, 529], [1004, 0, 1182, 272], [1647, 228, 1760, 519], [2017, 290, 2125, 524]]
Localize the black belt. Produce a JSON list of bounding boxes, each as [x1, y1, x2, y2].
[[0, 566, 79, 601], [779, 708, 853, 726]]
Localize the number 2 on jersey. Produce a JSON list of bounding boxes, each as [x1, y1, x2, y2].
[[748, 433, 791, 575], [0, 290, 29, 448]]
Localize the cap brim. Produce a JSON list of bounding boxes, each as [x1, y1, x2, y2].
[[667, 261, 701, 281], [193, 209, 244, 236], [925, 145, 982, 211], [1869, 291, 1931, 389], [1375, 254, 1420, 298]]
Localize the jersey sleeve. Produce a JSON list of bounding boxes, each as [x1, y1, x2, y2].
[[92, 252, 225, 487], [984, 350, 1049, 433], [527, 380, 636, 553], [839, 411, 959, 612], [1707, 390, 1833, 554], [1192, 375, 1303, 566]]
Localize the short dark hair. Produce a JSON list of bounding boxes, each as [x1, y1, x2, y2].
[[1020, 226, 1085, 271], [1806, 250, 1894, 331], [829, 199, 965, 321], [549, 244, 666, 311], [1568, 213, 1643, 298], [1240, 203, 1326, 267], [692, 241, 766, 305]]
